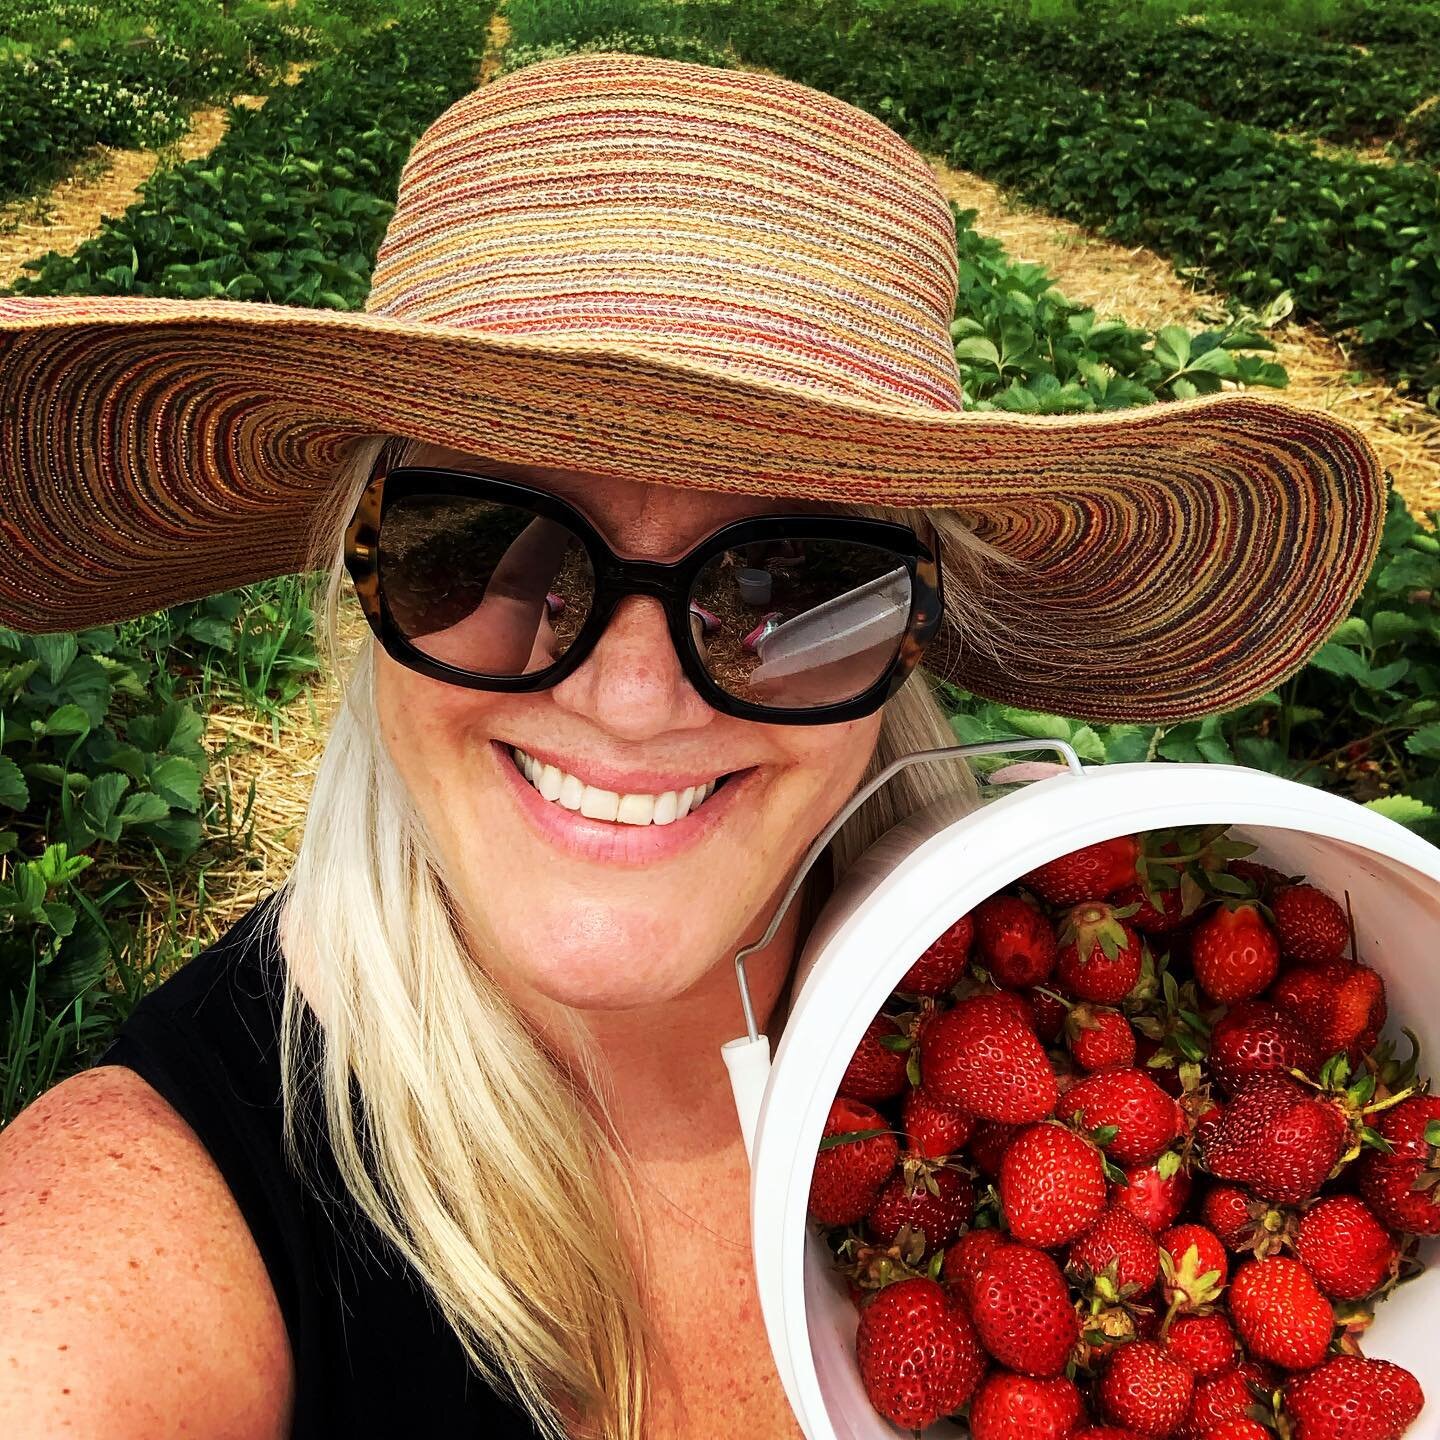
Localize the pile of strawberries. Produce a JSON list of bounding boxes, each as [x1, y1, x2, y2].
[[809, 825, 1436, 1439]]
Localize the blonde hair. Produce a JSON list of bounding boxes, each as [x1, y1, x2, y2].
[[274, 436, 1032, 1440]]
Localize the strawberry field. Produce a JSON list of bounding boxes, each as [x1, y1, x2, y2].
[[2, 0, 1440, 1166]]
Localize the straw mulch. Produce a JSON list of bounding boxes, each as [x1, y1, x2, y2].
[[923, 157, 1440, 516], [0, 66, 308, 291]]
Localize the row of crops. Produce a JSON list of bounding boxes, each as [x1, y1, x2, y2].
[[3, 0, 1440, 1119]]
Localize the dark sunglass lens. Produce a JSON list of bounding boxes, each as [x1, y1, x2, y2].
[[377, 493, 594, 676], [690, 538, 913, 709]]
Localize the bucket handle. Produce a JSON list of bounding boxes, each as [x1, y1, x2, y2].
[[729, 736, 1085, 1046]]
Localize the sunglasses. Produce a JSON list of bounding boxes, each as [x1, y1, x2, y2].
[[343, 454, 944, 725]]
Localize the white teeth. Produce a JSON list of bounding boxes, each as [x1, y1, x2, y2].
[[511, 747, 725, 826]]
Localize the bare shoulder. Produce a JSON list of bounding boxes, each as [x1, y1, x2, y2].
[[0, 1064, 292, 1440]]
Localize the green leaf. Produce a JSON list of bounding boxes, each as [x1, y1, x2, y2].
[[1365, 795, 1438, 826], [0, 755, 27, 809], [42, 703, 92, 737], [147, 756, 202, 812], [118, 792, 171, 826], [1405, 724, 1440, 760], [954, 336, 1001, 366]]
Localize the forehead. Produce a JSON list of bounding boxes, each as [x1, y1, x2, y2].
[[404, 442, 838, 535]]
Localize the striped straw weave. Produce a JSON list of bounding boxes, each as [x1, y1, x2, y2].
[[0, 51, 1385, 723]]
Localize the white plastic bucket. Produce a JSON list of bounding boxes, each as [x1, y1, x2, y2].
[[731, 761, 1440, 1440]]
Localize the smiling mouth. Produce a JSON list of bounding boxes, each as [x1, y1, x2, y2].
[[508, 745, 738, 826]]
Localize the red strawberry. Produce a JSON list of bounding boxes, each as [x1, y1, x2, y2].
[[1068, 1206, 1162, 1298], [1099, 1339, 1194, 1437], [854, 1276, 987, 1428], [1202, 1076, 1348, 1205], [942, 1226, 1011, 1305], [1228, 1257, 1334, 1370], [1029, 985, 1069, 1042], [1164, 1313, 1237, 1377], [1076, 1429, 1148, 1440], [1115, 1161, 1193, 1234], [970, 1244, 1080, 1377], [1356, 1094, 1440, 1235], [808, 1097, 898, 1225], [969, 1119, 1019, 1178], [1191, 903, 1280, 1004], [1207, 1000, 1320, 1095], [867, 1165, 974, 1253], [838, 1014, 911, 1102], [902, 1084, 975, 1159], [1000, 1122, 1108, 1246], [899, 911, 975, 996], [1022, 836, 1140, 905], [1271, 884, 1350, 966], [1182, 1363, 1271, 1438], [1295, 1194, 1398, 1300], [1158, 1224, 1229, 1313], [974, 893, 1058, 989], [1283, 1355, 1423, 1440], [1114, 881, 1189, 935], [1057, 902, 1145, 1003], [1270, 963, 1386, 1063], [1200, 1422, 1270, 1440], [969, 1372, 1084, 1440], [1069, 1004, 1138, 1072], [1199, 1186, 1267, 1253], [920, 994, 1059, 1123], [1065, 1069, 1184, 1166]]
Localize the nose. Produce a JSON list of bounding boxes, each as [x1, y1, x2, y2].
[[548, 594, 714, 741]]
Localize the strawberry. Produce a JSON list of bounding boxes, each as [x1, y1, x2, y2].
[[1099, 1339, 1194, 1437], [902, 1084, 975, 1159], [1198, 1187, 1252, 1250], [1057, 902, 1146, 1004], [920, 994, 1059, 1123], [1191, 902, 1280, 1004], [854, 1275, 987, 1428], [1294, 1194, 1398, 1300], [1068, 1206, 1162, 1299], [1022, 835, 1140, 905], [1200, 1422, 1270, 1440], [1283, 1355, 1423, 1440], [1270, 963, 1387, 1064], [970, 1243, 1080, 1377], [1000, 1122, 1108, 1246], [867, 1164, 974, 1254], [942, 1226, 1011, 1306], [1158, 1224, 1228, 1314], [1228, 1257, 1334, 1370], [1206, 1000, 1320, 1095], [899, 911, 975, 996], [1356, 1094, 1440, 1235], [969, 1119, 1019, 1178], [1076, 1430, 1149, 1440], [1069, 1004, 1138, 1072], [974, 893, 1059, 990], [1202, 1076, 1348, 1204], [809, 1097, 898, 1225], [969, 1372, 1084, 1440], [838, 1013, 911, 1103], [1115, 1161, 1193, 1234], [1028, 985, 1068, 1042], [1164, 1313, 1237, 1378], [1065, 1069, 1184, 1166], [1114, 881, 1190, 935], [1270, 884, 1350, 966], [1182, 1363, 1271, 1438]]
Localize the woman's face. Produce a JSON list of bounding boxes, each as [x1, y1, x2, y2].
[[373, 444, 887, 1011]]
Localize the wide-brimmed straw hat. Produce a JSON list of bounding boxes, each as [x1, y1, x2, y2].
[[0, 51, 1383, 722]]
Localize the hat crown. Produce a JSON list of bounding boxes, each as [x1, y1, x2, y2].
[[364, 51, 964, 412]]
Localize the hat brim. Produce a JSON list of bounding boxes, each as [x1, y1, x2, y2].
[[0, 295, 1384, 723]]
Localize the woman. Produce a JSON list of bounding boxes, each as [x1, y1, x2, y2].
[[0, 51, 1383, 1440]]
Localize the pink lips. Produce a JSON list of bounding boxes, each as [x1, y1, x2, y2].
[[491, 740, 751, 866]]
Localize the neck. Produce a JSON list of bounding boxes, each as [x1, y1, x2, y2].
[[512, 882, 808, 1165]]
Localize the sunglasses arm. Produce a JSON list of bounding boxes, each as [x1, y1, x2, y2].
[[720, 736, 1086, 1158]]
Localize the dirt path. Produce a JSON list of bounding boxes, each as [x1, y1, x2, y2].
[[0, 67, 307, 291], [923, 157, 1440, 515]]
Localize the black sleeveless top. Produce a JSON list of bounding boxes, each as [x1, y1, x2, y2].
[[96, 891, 543, 1437]]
